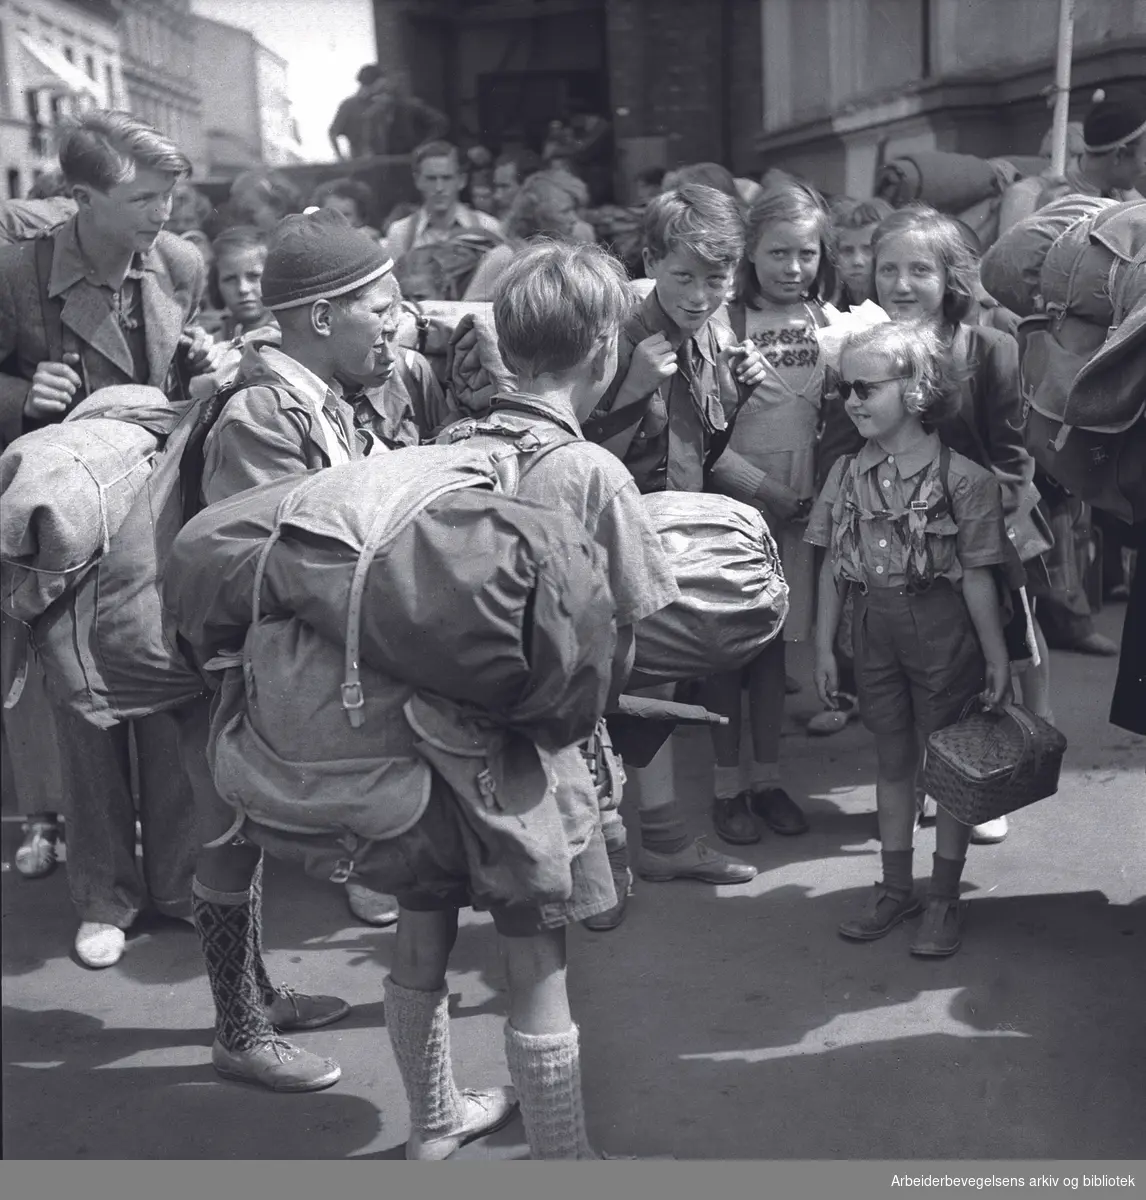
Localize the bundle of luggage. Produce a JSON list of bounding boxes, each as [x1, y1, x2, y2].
[[981, 196, 1146, 523], [875, 149, 1049, 250]]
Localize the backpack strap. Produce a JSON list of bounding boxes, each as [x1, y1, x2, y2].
[[178, 379, 249, 525], [33, 235, 65, 365]]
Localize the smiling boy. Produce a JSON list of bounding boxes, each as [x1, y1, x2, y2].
[[580, 184, 768, 923]]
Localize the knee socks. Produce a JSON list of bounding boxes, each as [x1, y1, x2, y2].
[[504, 1023, 595, 1160], [191, 877, 275, 1052], [383, 976, 463, 1137], [247, 855, 279, 1006]]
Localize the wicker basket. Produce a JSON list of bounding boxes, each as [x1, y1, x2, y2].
[[923, 702, 1068, 826]]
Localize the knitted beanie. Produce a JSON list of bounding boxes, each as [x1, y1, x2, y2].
[[262, 210, 393, 311], [1083, 89, 1146, 154]]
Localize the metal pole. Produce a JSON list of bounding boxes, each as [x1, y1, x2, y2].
[[1050, 0, 1076, 177]]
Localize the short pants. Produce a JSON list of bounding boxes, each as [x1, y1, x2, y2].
[[238, 778, 617, 939], [853, 580, 985, 737]]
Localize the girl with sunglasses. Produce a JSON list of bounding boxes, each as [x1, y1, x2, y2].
[[806, 321, 1011, 957]]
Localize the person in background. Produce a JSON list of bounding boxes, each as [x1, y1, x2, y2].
[[329, 64, 385, 161], [703, 182, 835, 843], [360, 69, 449, 158], [830, 196, 894, 311], [463, 174, 588, 301], [169, 180, 212, 235], [309, 177, 381, 239], [662, 162, 743, 209], [0, 168, 77, 245], [580, 184, 770, 929], [996, 121, 1086, 236], [808, 321, 1011, 959], [384, 140, 502, 262], [224, 170, 302, 234], [211, 226, 275, 342], [467, 169, 497, 218], [1036, 88, 1145, 207], [492, 147, 544, 219]]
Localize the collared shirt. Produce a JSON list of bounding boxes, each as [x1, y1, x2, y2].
[[260, 346, 352, 465], [463, 392, 680, 626], [586, 288, 739, 495], [50, 219, 150, 384], [805, 432, 1008, 588], [387, 203, 503, 259]]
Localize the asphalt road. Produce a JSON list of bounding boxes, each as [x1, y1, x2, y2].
[[3, 602, 1143, 1160]]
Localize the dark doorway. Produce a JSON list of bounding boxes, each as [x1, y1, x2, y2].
[[476, 69, 607, 149]]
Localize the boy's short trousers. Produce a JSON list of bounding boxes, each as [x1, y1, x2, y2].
[[853, 581, 985, 737], [238, 778, 617, 939]]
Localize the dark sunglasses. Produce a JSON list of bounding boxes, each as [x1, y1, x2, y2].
[[833, 376, 911, 402]]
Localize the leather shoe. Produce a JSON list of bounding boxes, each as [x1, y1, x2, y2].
[[637, 838, 757, 885], [910, 897, 963, 957], [749, 787, 809, 836], [839, 884, 922, 941], [267, 986, 351, 1031], [406, 1087, 519, 1160], [712, 792, 761, 845], [212, 1037, 341, 1092], [345, 882, 399, 926]]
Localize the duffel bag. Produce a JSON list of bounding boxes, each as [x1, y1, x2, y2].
[[632, 492, 788, 684], [0, 385, 210, 726], [875, 151, 1004, 213], [168, 440, 618, 749]]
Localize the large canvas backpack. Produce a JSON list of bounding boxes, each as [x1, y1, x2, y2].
[[167, 432, 618, 751], [0, 377, 255, 726], [983, 199, 1146, 523]]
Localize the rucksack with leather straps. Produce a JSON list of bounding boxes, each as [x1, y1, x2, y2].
[[0, 375, 263, 726], [166, 430, 618, 750], [990, 199, 1146, 523]]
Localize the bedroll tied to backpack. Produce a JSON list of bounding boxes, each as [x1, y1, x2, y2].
[[631, 492, 789, 685], [166, 440, 618, 751], [982, 199, 1146, 523], [0, 385, 211, 727]]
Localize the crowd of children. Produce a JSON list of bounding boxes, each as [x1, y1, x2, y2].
[[1, 93, 1142, 1160]]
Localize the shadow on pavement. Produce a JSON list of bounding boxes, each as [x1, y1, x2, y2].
[[573, 885, 1145, 1160]]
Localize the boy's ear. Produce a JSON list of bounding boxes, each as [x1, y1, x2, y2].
[[642, 247, 660, 278], [310, 299, 334, 337], [71, 183, 93, 208]]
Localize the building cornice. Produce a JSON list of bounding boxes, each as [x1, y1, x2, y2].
[[757, 37, 1146, 154]]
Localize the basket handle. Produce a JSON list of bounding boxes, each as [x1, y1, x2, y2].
[[956, 697, 1040, 785]]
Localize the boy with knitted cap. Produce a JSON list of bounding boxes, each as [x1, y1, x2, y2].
[[192, 212, 405, 1092]]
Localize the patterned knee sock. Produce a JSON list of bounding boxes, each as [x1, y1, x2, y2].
[[503, 1023, 595, 1160], [191, 877, 275, 1052], [247, 854, 278, 1006], [383, 976, 463, 1137]]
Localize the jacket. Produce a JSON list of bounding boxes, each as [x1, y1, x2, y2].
[[0, 219, 205, 448], [201, 341, 363, 507]]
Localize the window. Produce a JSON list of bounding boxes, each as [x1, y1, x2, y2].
[[85, 54, 95, 78], [7, 168, 20, 200]]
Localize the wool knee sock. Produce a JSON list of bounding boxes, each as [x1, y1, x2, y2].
[[383, 976, 463, 1137], [504, 1023, 595, 1160], [191, 877, 275, 1052], [881, 849, 914, 897], [929, 853, 965, 902], [247, 854, 279, 1006], [638, 800, 690, 856]]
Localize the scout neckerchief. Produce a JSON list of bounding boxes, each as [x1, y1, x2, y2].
[[832, 443, 953, 594]]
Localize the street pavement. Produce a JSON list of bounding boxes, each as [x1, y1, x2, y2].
[[2, 602, 1143, 1161]]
